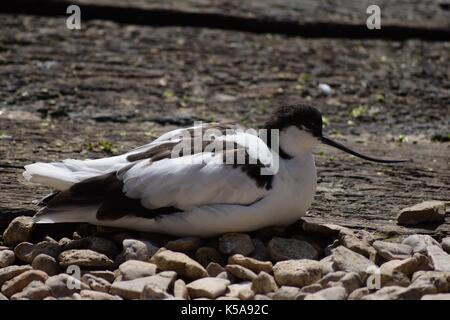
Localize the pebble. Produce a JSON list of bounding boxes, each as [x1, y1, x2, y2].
[[251, 272, 278, 294], [379, 253, 430, 277], [339, 233, 376, 259], [110, 271, 176, 299], [1, 270, 49, 297], [412, 271, 449, 293], [0, 293, 7, 300], [268, 237, 319, 261], [81, 274, 111, 293], [173, 279, 190, 299], [403, 235, 441, 255], [141, 284, 173, 300], [186, 277, 230, 299], [304, 222, 353, 237], [228, 254, 273, 274], [397, 200, 446, 225], [226, 282, 252, 298], [320, 255, 338, 275], [225, 264, 257, 281], [64, 236, 119, 258], [348, 287, 370, 300], [3, 216, 34, 246], [118, 260, 157, 280], [218, 233, 255, 256], [0, 265, 32, 287], [195, 247, 224, 267], [14, 241, 62, 263], [10, 280, 51, 300], [304, 286, 348, 300], [84, 270, 116, 283], [372, 241, 412, 260], [58, 250, 115, 268], [116, 239, 159, 263], [426, 245, 450, 272], [31, 254, 60, 276], [318, 271, 347, 287], [441, 237, 450, 254], [165, 237, 202, 253], [336, 272, 363, 293], [271, 286, 301, 300], [249, 238, 270, 261], [206, 262, 225, 277], [80, 290, 122, 300], [330, 246, 374, 280], [0, 250, 15, 268], [45, 274, 89, 298], [299, 283, 322, 294], [152, 250, 208, 279], [273, 259, 322, 287]]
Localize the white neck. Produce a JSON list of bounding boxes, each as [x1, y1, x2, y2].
[[279, 126, 320, 158]]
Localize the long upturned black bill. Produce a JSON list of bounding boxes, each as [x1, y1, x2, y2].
[[320, 136, 409, 163]]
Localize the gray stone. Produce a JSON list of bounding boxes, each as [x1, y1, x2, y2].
[[251, 272, 278, 294], [195, 247, 224, 267], [271, 286, 301, 300], [318, 271, 347, 288], [45, 274, 89, 298], [226, 282, 252, 298], [379, 253, 430, 277], [273, 259, 322, 287], [249, 238, 270, 261], [173, 279, 190, 299], [118, 260, 157, 280], [411, 271, 449, 294], [64, 236, 119, 258], [304, 286, 348, 300], [336, 272, 363, 293], [299, 283, 323, 294], [206, 262, 225, 277], [117, 239, 159, 263], [238, 288, 255, 300], [268, 237, 319, 262], [426, 245, 450, 272], [152, 250, 208, 279], [218, 233, 254, 256], [397, 201, 446, 225], [141, 284, 174, 300], [1, 270, 49, 298], [83, 270, 116, 283], [110, 272, 176, 299], [14, 241, 62, 263], [402, 235, 440, 254], [10, 280, 51, 300], [441, 237, 450, 254], [348, 287, 370, 300], [80, 290, 122, 300], [302, 222, 352, 237], [186, 277, 230, 299], [373, 241, 412, 260], [339, 233, 376, 259], [3, 216, 34, 246], [58, 249, 114, 268], [81, 274, 111, 293], [225, 264, 257, 281], [0, 250, 15, 268], [228, 254, 272, 274], [32, 254, 60, 276], [320, 256, 338, 275], [0, 265, 32, 287], [331, 246, 374, 280], [165, 237, 202, 253]]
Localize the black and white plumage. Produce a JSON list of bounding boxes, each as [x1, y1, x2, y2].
[[24, 105, 407, 237]]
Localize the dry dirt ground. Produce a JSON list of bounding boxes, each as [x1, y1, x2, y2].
[[0, 1, 449, 239]]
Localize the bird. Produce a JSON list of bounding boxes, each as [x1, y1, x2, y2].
[[23, 105, 408, 237]]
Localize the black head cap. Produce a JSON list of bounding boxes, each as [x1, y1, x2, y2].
[[265, 104, 323, 137]]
